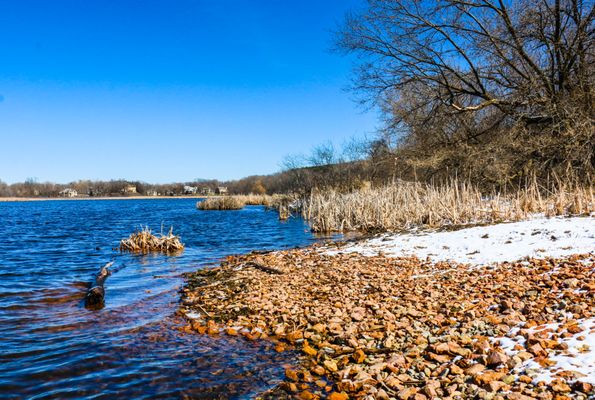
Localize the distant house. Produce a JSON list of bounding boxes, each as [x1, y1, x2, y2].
[[122, 185, 137, 194], [146, 189, 158, 196], [200, 187, 213, 196], [59, 188, 78, 198], [215, 186, 228, 195], [183, 185, 198, 195]]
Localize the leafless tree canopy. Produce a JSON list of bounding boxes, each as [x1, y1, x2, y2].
[[338, 0, 594, 183]]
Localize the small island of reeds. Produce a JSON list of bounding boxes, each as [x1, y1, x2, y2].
[[196, 194, 292, 212], [119, 226, 184, 254]]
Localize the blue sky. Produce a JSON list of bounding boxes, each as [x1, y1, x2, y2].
[[0, 0, 376, 184]]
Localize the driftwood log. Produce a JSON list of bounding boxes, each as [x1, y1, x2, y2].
[[85, 261, 113, 309], [244, 261, 283, 275]]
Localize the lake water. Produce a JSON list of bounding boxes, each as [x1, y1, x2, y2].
[[0, 199, 329, 399]]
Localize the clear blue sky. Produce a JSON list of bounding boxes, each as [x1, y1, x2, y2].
[[0, 0, 376, 184]]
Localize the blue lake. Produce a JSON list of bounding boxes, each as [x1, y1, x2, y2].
[[0, 198, 331, 399]]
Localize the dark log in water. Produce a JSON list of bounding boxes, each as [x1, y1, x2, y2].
[[85, 261, 113, 309]]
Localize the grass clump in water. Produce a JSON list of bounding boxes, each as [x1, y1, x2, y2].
[[197, 197, 246, 210], [119, 226, 184, 254]]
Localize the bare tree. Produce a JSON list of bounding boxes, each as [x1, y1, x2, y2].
[[338, 0, 594, 182]]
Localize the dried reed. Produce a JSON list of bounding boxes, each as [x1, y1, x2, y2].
[[196, 194, 293, 210], [302, 179, 594, 233], [119, 226, 184, 254], [196, 197, 246, 210]]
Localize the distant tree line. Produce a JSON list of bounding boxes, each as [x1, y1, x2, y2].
[[0, 179, 219, 198]]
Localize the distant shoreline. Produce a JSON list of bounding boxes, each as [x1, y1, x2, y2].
[[0, 195, 209, 202]]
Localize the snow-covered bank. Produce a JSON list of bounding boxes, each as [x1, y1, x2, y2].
[[330, 216, 594, 265]]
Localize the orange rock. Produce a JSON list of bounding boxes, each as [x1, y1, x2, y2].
[[448, 341, 471, 356], [327, 392, 349, 400], [275, 343, 286, 352], [387, 353, 407, 367], [423, 380, 441, 398], [572, 381, 593, 393], [285, 368, 299, 382], [450, 364, 464, 375], [323, 359, 338, 372], [428, 352, 450, 363], [474, 371, 505, 385], [566, 324, 583, 334], [311, 365, 326, 376], [352, 349, 366, 364], [398, 387, 418, 400], [551, 381, 571, 393], [465, 363, 486, 376], [528, 343, 546, 357], [516, 351, 534, 361], [286, 330, 304, 343], [486, 350, 509, 367], [433, 342, 450, 354], [302, 371, 315, 383], [303, 341, 318, 357], [487, 380, 510, 392], [298, 390, 316, 400]]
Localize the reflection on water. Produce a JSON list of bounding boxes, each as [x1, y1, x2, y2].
[[0, 199, 330, 399]]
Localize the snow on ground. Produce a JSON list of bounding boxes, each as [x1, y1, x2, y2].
[[329, 216, 594, 265], [494, 318, 595, 385]]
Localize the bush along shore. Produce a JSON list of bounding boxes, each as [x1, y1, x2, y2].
[[180, 227, 595, 399]]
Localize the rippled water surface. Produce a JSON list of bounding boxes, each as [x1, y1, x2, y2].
[[0, 199, 327, 399]]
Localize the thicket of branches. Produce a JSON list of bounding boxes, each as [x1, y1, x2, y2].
[[337, 0, 594, 185]]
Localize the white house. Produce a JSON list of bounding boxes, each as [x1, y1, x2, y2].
[[184, 186, 198, 195], [59, 188, 78, 198], [122, 185, 137, 194]]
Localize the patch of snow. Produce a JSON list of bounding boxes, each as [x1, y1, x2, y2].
[[530, 319, 595, 385], [493, 319, 595, 385], [329, 216, 594, 265]]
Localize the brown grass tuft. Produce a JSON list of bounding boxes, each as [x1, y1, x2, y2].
[[302, 179, 594, 233], [196, 197, 246, 210], [119, 226, 184, 254], [196, 194, 294, 211]]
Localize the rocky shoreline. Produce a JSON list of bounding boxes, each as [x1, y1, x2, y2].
[[179, 244, 594, 399]]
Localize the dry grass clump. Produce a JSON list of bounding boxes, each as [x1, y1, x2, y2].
[[197, 196, 246, 210], [197, 194, 294, 211], [241, 194, 276, 206], [302, 179, 594, 233], [119, 226, 184, 254]]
